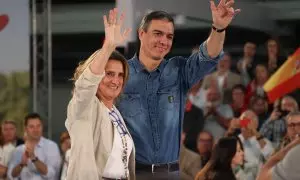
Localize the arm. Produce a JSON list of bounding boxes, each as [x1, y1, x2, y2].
[[39, 143, 62, 179], [8, 148, 26, 179], [66, 8, 131, 127]]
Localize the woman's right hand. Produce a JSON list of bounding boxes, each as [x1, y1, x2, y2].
[[103, 8, 131, 48]]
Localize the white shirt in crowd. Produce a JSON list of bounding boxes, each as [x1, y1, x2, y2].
[[0, 143, 15, 180], [60, 149, 70, 180]]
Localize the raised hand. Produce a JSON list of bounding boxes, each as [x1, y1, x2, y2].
[[103, 8, 131, 48], [210, 0, 241, 29]]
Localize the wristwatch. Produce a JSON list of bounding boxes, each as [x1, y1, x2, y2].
[[212, 25, 226, 33], [31, 156, 39, 163]]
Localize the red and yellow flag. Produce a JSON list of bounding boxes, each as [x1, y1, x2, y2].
[[263, 48, 300, 103]]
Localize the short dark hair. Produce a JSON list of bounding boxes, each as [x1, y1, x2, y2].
[[24, 113, 42, 126], [232, 84, 246, 94], [138, 10, 174, 32]]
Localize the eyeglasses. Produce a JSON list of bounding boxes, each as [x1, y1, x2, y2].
[[109, 110, 128, 136]]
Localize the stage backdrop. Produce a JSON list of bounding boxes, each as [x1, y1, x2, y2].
[[0, 0, 29, 134]]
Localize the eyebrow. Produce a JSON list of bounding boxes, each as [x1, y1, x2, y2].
[[152, 30, 174, 37]]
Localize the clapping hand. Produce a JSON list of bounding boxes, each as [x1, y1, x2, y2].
[[103, 8, 131, 48], [210, 0, 241, 29]]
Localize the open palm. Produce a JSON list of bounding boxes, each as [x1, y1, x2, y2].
[[103, 8, 131, 47], [210, 0, 241, 29]]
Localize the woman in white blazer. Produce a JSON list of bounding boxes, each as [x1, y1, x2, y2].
[[65, 8, 135, 180]]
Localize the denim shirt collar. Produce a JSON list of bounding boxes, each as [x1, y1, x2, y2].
[[132, 53, 166, 73]]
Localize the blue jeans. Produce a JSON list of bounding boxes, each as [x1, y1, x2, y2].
[[136, 170, 179, 180]]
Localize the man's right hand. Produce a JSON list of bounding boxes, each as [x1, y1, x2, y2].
[[269, 109, 281, 121]]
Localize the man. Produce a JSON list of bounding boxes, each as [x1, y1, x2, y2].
[[235, 41, 257, 77], [202, 52, 241, 103], [1, 120, 24, 147], [179, 132, 201, 180], [260, 95, 298, 148], [117, 0, 240, 179], [257, 112, 300, 180], [7, 113, 61, 180], [201, 86, 233, 141]]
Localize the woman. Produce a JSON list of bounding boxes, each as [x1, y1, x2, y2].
[[0, 131, 15, 180], [65, 8, 135, 180], [59, 131, 71, 180], [195, 137, 244, 180]]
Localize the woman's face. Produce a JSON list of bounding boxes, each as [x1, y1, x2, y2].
[[97, 60, 124, 101], [231, 142, 244, 166], [267, 39, 278, 55]]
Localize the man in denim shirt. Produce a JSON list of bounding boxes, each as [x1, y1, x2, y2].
[[117, 0, 240, 179]]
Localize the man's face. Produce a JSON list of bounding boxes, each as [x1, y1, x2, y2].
[[281, 98, 297, 112], [217, 54, 231, 73], [206, 88, 220, 103], [25, 118, 43, 141], [139, 19, 174, 61], [287, 115, 300, 140], [244, 42, 256, 57], [252, 99, 267, 115], [232, 88, 245, 103], [1, 123, 16, 142], [197, 132, 213, 155]]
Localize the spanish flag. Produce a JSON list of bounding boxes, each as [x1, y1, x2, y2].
[[263, 48, 300, 103]]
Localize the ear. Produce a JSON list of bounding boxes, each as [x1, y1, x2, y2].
[[138, 29, 145, 41]]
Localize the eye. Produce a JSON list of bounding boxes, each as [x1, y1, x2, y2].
[[106, 72, 114, 77]]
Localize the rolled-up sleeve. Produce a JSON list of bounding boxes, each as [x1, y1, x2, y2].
[[66, 67, 105, 129], [260, 139, 274, 159], [183, 42, 224, 89]]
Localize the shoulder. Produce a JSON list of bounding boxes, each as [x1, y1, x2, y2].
[[42, 137, 59, 148]]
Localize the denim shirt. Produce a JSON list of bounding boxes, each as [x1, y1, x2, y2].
[[117, 42, 223, 164]]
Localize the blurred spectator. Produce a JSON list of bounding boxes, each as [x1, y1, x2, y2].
[[59, 131, 70, 155], [196, 131, 214, 168], [0, 129, 15, 179], [227, 110, 274, 180], [257, 133, 300, 180], [195, 137, 245, 180], [8, 113, 61, 180], [187, 80, 206, 109], [236, 42, 257, 78], [245, 64, 269, 99], [249, 95, 270, 129], [179, 132, 202, 180], [260, 96, 298, 148], [202, 86, 234, 141], [59, 131, 70, 180], [265, 38, 286, 74], [276, 111, 300, 152], [1, 120, 24, 147], [202, 52, 241, 104], [230, 84, 248, 117]]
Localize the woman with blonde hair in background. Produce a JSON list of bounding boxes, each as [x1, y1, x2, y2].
[[65, 8, 135, 180]]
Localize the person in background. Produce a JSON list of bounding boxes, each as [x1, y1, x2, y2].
[[180, 132, 202, 180], [230, 84, 248, 117], [1, 120, 24, 147], [196, 131, 214, 167], [202, 52, 241, 104], [0, 127, 15, 180], [249, 95, 270, 129], [8, 113, 61, 180], [195, 136, 245, 180], [265, 38, 286, 74], [235, 42, 257, 78], [260, 95, 298, 148], [59, 131, 71, 180]]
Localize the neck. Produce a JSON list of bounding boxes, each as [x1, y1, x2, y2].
[[96, 94, 114, 110], [139, 49, 162, 71], [27, 138, 40, 145], [217, 70, 228, 76]]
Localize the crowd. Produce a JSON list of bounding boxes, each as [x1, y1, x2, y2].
[[181, 39, 300, 180]]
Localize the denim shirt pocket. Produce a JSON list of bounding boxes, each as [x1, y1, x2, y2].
[[157, 86, 179, 110], [118, 93, 142, 117]]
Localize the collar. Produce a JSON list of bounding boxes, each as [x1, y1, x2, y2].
[[132, 54, 166, 73], [36, 137, 45, 148]]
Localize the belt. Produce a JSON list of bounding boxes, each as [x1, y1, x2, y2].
[[103, 178, 127, 180], [136, 161, 179, 173]]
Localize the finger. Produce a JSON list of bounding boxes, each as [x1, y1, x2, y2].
[[109, 9, 113, 24], [103, 15, 109, 28], [225, 0, 234, 8], [113, 8, 117, 25], [234, 9, 241, 15], [123, 28, 132, 40], [210, 1, 217, 11], [118, 13, 125, 27], [218, 0, 226, 7]]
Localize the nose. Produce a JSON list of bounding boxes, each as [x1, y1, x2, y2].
[[159, 36, 168, 45]]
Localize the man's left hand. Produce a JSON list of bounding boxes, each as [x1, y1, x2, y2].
[[210, 0, 241, 29]]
